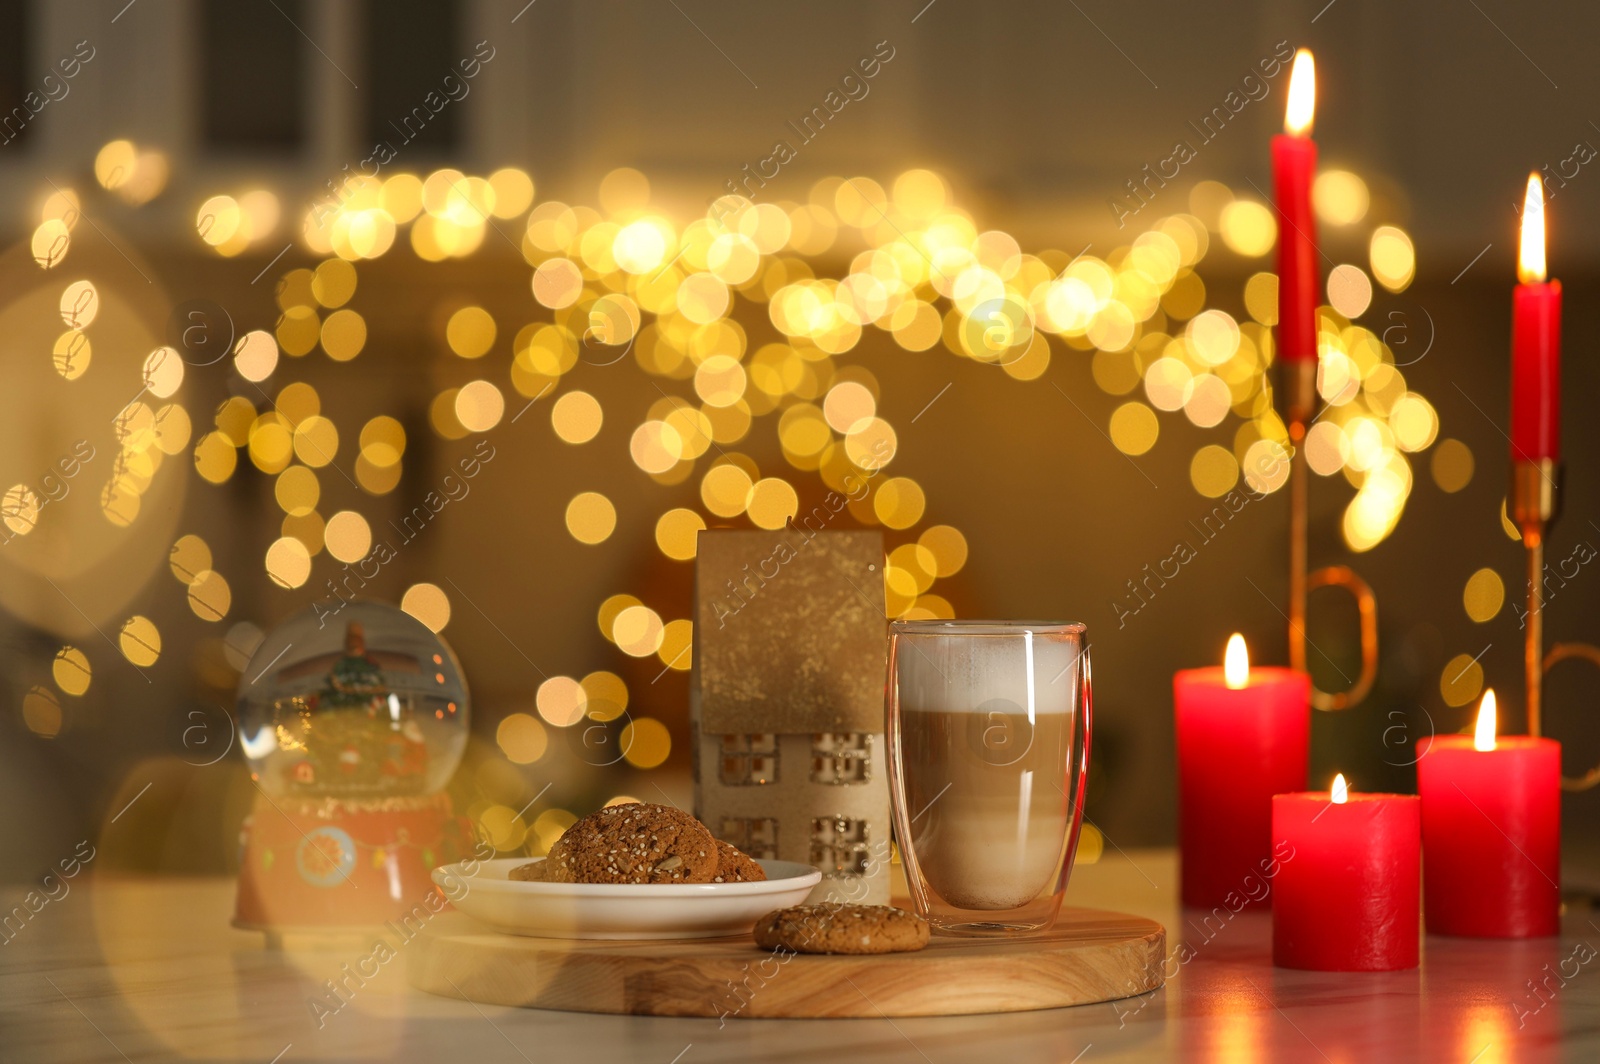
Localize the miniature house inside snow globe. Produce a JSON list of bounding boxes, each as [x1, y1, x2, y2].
[[233, 600, 473, 933]]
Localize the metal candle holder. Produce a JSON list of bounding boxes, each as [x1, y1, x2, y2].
[[1511, 457, 1600, 790], [1283, 359, 1379, 711]]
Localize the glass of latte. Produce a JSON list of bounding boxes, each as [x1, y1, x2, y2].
[[886, 620, 1091, 936]]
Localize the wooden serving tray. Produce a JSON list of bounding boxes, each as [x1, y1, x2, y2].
[[408, 907, 1164, 1018]]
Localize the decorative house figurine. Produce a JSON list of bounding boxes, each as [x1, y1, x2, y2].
[[692, 529, 890, 904]]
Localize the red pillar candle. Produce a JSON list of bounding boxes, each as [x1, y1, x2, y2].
[[1511, 173, 1562, 461], [1417, 689, 1560, 937], [1272, 775, 1420, 971], [1175, 634, 1310, 909], [1272, 48, 1319, 364]]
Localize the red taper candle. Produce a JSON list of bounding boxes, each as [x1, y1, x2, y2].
[[1175, 634, 1310, 909], [1273, 774, 1420, 971], [1417, 690, 1561, 937], [1272, 48, 1319, 363], [1511, 173, 1562, 461]]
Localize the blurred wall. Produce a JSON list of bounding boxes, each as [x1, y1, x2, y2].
[[6, 0, 1600, 260]]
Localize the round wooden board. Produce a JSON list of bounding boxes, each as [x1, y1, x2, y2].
[[408, 907, 1165, 1018]]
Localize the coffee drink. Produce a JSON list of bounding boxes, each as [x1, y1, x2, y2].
[[897, 705, 1075, 909], [888, 622, 1090, 934]]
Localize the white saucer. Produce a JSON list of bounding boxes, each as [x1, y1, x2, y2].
[[432, 857, 822, 940]]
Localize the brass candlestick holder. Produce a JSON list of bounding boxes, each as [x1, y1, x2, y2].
[[1511, 457, 1600, 791], [1511, 458, 1559, 738], [1283, 359, 1379, 711]]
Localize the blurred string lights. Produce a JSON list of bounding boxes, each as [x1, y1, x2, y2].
[[15, 145, 1508, 848]]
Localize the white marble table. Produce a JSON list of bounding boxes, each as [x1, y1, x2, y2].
[[1, 850, 1593, 1062]]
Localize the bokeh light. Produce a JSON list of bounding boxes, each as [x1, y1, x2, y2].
[[613, 605, 665, 657], [1219, 201, 1275, 256], [621, 718, 672, 769], [566, 492, 618, 544], [1431, 438, 1474, 493], [447, 306, 497, 358], [536, 676, 588, 727], [497, 713, 548, 764], [23, 685, 62, 738], [1440, 652, 1485, 707], [324, 510, 372, 563], [1313, 170, 1370, 226], [746, 478, 799, 530], [1463, 569, 1505, 623], [118, 616, 161, 667], [582, 671, 630, 722], [455, 380, 505, 432], [1326, 264, 1372, 318], [552, 391, 603, 444], [401, 583, 452, 632], [655, 508, 706, 561], [265, 536, 312, 589], [1369, 226, 1416, 292], [53, 647, 91, 697], [187, 570, 232, 622], [1110, 401, 1159, 456]]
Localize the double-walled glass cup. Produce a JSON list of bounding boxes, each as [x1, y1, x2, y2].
[[887, 620, 1091, 936]]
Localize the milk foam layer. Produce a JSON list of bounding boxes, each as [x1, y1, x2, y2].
[[896, 631, 1082, 715]]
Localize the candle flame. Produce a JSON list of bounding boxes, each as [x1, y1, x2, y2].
[[1224, 633, 1249, 690], [1474, 688, 1498, 752], [1519, 173, 1546, 284], [1331, 773, 1349, 804], [1285, 49, 1316, 137]]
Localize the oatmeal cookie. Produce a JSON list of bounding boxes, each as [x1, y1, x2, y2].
[[508, 859, 549, 882], [712, 839, 766, 883], [546, 803, 718, 884]]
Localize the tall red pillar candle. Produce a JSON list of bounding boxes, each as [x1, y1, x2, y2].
[[1511, 173, 1561, 461], [1175, 635, 1310, 909], [1417, 690, 1560, 937], [1272, 48, 1319, 364], [1272, 776, 1420, 971]]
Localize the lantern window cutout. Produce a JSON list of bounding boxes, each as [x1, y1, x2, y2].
[[718, 733, 779, 785], [719, 816, 780, 860], [810, 732, 873, 785], [810, 816, 870, 878]]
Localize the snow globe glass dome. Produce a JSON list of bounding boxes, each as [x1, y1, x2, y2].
[[236, 600, 469, 798]]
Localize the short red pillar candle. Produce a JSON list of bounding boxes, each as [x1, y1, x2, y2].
[[1511, 174, 1562, 462], [1175, 634, 1310, 908], [1272, 48, 1319, 364], [1417, 690, 1560, 937], [1273, 775, 1420, 970]]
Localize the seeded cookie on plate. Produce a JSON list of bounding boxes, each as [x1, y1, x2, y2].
[[507, 859, 569, 883], [712, 839, 766, 883], [544, 803, 719, 884]]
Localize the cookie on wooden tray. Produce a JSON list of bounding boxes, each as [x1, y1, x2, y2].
[[712, 839, 767, 883], [753, 904, 930, 955], [546, 803, 719, 884]]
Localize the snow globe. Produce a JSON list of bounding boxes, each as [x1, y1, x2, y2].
[[233, 600, 474, 933]]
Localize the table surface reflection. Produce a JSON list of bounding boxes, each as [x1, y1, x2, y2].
[[0, 850, 1593, 1062]]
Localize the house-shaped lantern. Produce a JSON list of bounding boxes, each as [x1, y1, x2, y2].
[[692, 528, 890, 904]]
